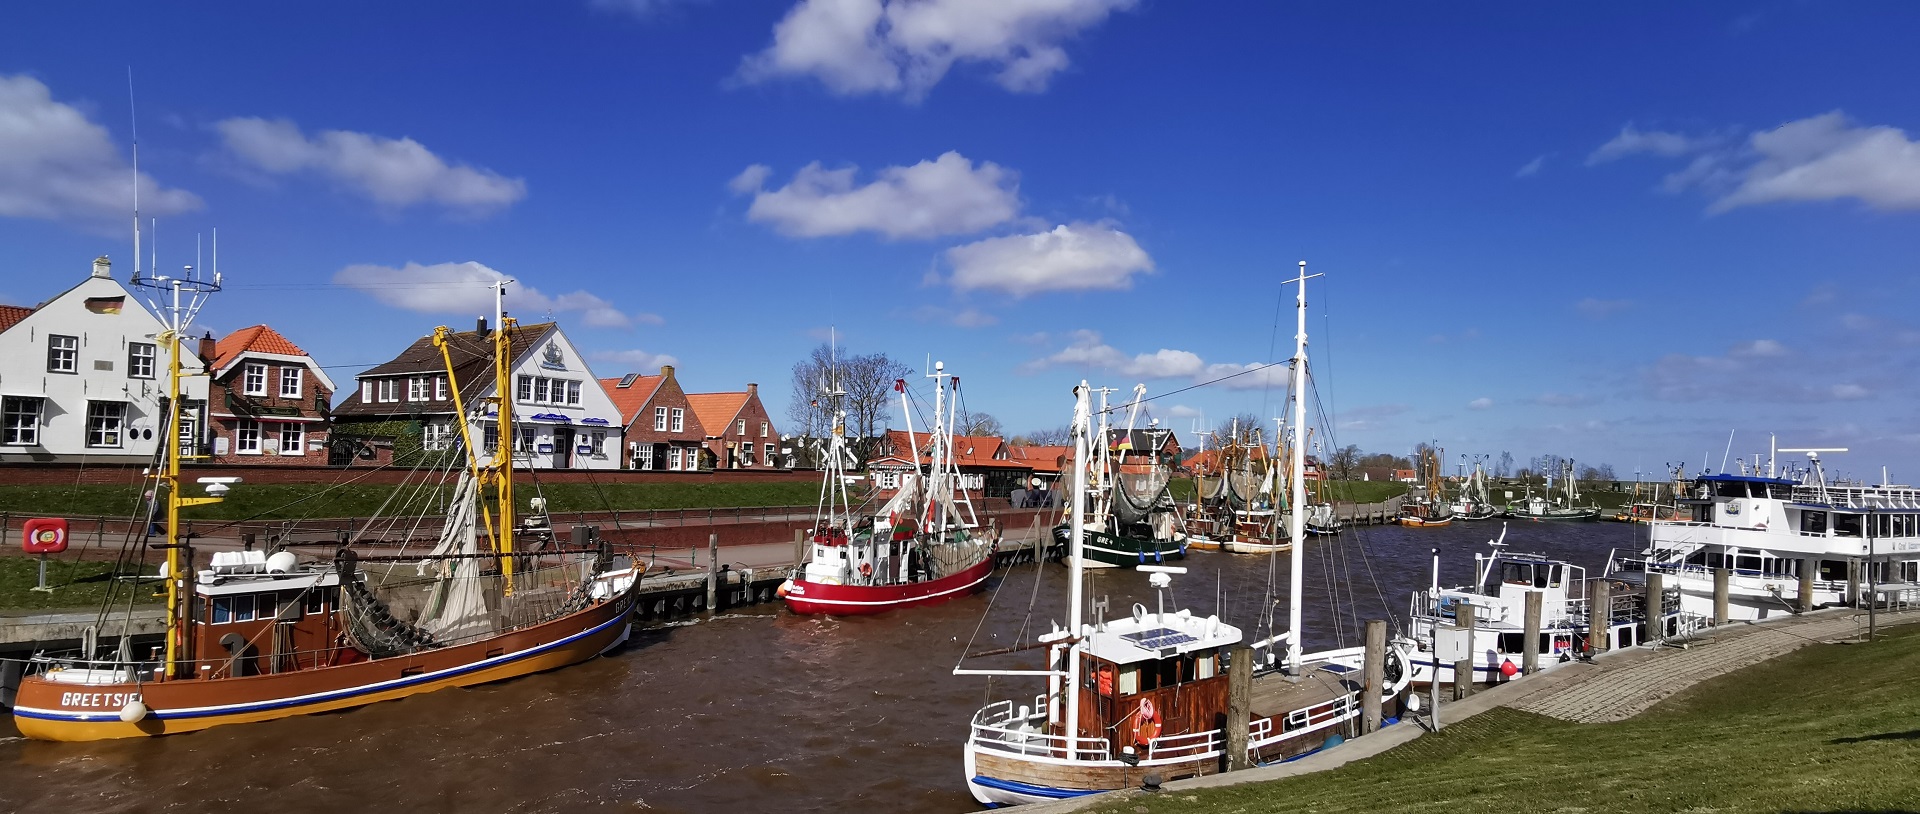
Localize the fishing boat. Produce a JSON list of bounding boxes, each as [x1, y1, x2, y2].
[[1049, 384, 1189, 568], [1607, 445, 1920, 622], [959, 265, 1412, 805], [1449, 459, 1501, 521], [11, 283, 641, 741], [1504, 460, 1602, 521], [779, 361, 995, 614], [1404, 525, 1693, 687], [1396, 446, 1454, 527]]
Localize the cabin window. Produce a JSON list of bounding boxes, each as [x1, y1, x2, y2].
[[257, 593, 280, 621], [1118, 666, 1140, 696], [1685, 550, 1709, 567], [1734, 554, 1761, 573], [1819, 560, 1847, 581], [1502, 563, 1531, 586], [1194, 651, 1217, 679], [303, 587, 330, 615], [1801, 511, 1827, 535], [1715, 481, 1749, 498], [212, 594, 258, 624], [1834, 514, 1862, 538]]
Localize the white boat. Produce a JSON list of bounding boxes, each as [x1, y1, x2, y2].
[[1608, 445, 1920, 622], [959, 265, 1413, 805]]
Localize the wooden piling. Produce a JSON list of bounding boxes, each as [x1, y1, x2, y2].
[[1846, 559, 1861, 606], [1590, 578, 1612, 654], [1225, 644, 1252, 772], [1798, 557, 1816, 612], [1522, 590, 1542, 676], [705, 533, 719, 613], [1713, 567, 1730, 625], [1643, 572, 1664, 644], [1362, 619, 1385, 734], [1452, 603, 1475, 701], [793, 528, 806, 569]]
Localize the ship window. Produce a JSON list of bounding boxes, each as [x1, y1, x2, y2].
[[1500, 632, 1524, 652], [1118, 666, 1139, 695], [304, 588, 325, 615], [1802, 511, 1827, 535], [1735, 555, 1761, 573], [1686, 550, 1708, 567], [212, 597, 229, 623], [1819, 560, 1846, 580], [1195, 651, 1217, 679], [1715, 481, 1750, 498], [1502, 563, 1532, 586], [1834, 514, 1862, 538]]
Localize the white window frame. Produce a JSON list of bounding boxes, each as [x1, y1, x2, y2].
[[635, 444, 654, 470], [765, 443, 776, 466], [243, 363, 268, 396], [48, 334, 78, 374], [129, 343, 156, 380], [761, 420, 769, 438], [671, 408, 684, 432], [434, 376, 447, 401], [590, 430, 605, 457], [408, 376, 428, 402], [566, 380, 582, 407], [653, 406, 668, 431], [378, 379, 399, 403], [3, 396, 43, 445], [423, 422, 453, 451], [738, 419, 746, 436], [668, 447, 682, 471], [280, 367, 302, 398], [236, 419, 262, 454], [516, 375, 533, 403], [534, 378, 551, 404], [85, 401, 125, 448], [362, 381, 374, 402], [279, 422, 305, 455]]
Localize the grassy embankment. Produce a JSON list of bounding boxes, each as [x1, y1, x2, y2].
[[1169, 479, 1410, 505], [0, 481, 821, 523], [1089, 624, 1920, 814], [0, 556, 158, 611]]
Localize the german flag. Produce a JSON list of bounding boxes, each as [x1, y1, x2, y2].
[[84, 297, 124, 315]]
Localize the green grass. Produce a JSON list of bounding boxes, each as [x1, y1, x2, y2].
[[1316, 480, 1409, 505], [0, 481, 823, 523], [0, 555, 161, 611], [1088, 624, 1920, 814]]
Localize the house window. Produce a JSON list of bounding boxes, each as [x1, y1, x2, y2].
[[279, 423, 304, 455], [178, 411, 197, 458], [738, 443, 751, 467], [533, 378, 551, 404], [243, 363, 267, 396], [129, 343, 156, 379], [48, 334, 78, 373], [654, 406, 668, 431], [434, 376, 447, 401], [482, 424, 498, 453], [361, 381, 374, 402], [761, 421, 769, 438], [378, 379, 399, 402], [590, 431, 605, 457], [635, 444, 653, 470], [668, 447, 682, 471], [515, 426, 536, 453], [671, 408, 684, 432], [3, 396, 43, 445], [566, 381, 582, 407], [408, 377, 428, 401], [84, 401, 125, 448], [878, 470, 899, 489], [280, 368, 302, 398], [236, 419, 261, 454], [738, 419, 746, 436], [516, 375, 533, 403], [423, 422, 453, 451], [765, 443, 776, 466]]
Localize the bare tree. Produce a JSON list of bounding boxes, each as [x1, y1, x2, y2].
[[1328, 444, 1361, 479], [959, 411, 1004, 438], [1496, 451, 1514, 479], [1013, 426, 1071, 446], [786, 342, 839, 440], [788, 345, 910, 465]]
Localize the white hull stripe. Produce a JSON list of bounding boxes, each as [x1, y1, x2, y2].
[[788, 569, 991, 608]]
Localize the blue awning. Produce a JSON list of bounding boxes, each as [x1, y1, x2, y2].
[[530, 413, 573, 423], [580, 417, 611, 426]]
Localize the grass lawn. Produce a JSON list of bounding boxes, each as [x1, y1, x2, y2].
[[1088, 624, 1920, 814], [1316, 480, 1410, 505], [0, 555, 161, 611], [0, 480, 823, 523]]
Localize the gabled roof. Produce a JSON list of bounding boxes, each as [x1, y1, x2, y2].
[[599, 374, 664, 427], [212, 325, 308, 369], [685, 391, 751, 437], [1107, 427, 1179, 453], [333, 322, 555, 416], [0, 304, 33, 333], [881, 430, 1029, 469], [1007, 444, 1070, 474]]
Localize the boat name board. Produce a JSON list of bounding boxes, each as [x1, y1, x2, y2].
[[59, 691, 141, 709]]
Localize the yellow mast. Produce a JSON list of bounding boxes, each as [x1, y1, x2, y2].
[[431, 313, 515, 595], [149, 277, 223, 681]]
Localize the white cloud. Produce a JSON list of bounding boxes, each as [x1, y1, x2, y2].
[[0, 74, 200, 225], [1704, 112, 1920, 213], [909, 304, 999, 327], [945, 222, 1152, 296], [1729, 339, 1787, 358], [216, 118, 525, 215], [1020, 330, 1203, 379], [735, 151, 1019, 239], [333, 261, 658, 328], [590, 348, 681, 369], [1198, 362, 1292, 391], [1515, 155, 1546, 178], [1830, 383, 1870, 400], [1576, 298, 1633, 319], [1587, 124, 1709, 165], [1468, 397, 1493, 410], [736, 0, 1137, 100], [1165, 404, 1201, 419]]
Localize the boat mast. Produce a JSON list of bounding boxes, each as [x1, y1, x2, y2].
[[1064, 382, 1092, 744], [489, 282, 518, 594], [1285, 261, 1317, 673]]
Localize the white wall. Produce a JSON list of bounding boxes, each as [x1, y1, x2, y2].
[[468, 325, 624, 470]]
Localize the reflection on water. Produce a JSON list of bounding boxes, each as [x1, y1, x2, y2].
[[0, 520, 1650, 813]]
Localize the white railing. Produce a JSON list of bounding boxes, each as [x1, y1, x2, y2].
[[1145, 728, 1220, 761], [969, 698, 1110, 762]]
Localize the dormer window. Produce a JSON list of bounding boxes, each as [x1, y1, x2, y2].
[[280, 367, 302, 398], [243, 363, 267, 396]]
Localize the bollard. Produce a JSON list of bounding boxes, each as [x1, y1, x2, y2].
[[1713, 567, 1730, 625], [1522, 590, 1542, 675], [1590, 578, 1612, 654], [241, 532, 256, 551], [705, 533, 720, 613], [1643, 572, 1664, 644], [1361, 619, 1385, 734], [1452, 603, 1476, 701], [1225, 644, 1252, 772], [1798, 557, 1816, 612], [1846, 559, 1861, 607]]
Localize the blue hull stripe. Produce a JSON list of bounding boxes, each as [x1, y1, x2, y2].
[[971, 775, 1099, 800]]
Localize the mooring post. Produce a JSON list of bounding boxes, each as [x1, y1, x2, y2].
[[1798, 557, 1817, 612], [1522, 590, 1543, 676], [1590, 578, 1612, 655], [1846, 559, 1861, 606], [793, 528, 806, 569], [1452, 602, 1476, 701], [705, 533, 719, 613], [1713, 567, 1730, 625], [1362, 619, 1385, 734], [1226, 643, 1252, 772], [1643, 572, 1664, 645]]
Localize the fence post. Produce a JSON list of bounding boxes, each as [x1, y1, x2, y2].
[[1590, 578, 1612, 654]]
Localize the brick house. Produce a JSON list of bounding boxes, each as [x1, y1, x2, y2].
[[1006, 444, 1069, 505], [599, 365, 707, 471], [203, 325, 334, 464], [684, 384, 780, 469], [1106, 427, 1182, 474], [867, 431, 1033, 501]]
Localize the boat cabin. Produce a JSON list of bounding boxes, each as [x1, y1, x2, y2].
[[1072, 608, 1241, 756], [189, 551, 347, 677]]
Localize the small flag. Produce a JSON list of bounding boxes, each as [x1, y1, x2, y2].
[[893, 379, 905, 393], [84, 296, 124, 315]]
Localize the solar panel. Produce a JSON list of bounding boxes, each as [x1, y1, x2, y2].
[[618, 373, 640, 388], [1122, 627, 1198, 650]]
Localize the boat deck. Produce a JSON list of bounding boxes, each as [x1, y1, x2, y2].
[[1246, 664, 1357, 719]]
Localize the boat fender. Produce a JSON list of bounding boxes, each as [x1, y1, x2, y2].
[[858, 562, 873, 578], [775, 579, 792, 599], [1321, 733, 1345, 751], [118, 699, 149, 723], [1499, 659, 1520, 678]]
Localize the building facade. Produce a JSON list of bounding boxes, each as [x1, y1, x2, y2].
[[203, 325, 335, 465], [0, 257, 209, 463], [600, 365, 708, 471], [685, 384, 780, 470]]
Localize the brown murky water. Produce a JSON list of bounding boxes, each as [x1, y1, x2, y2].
[[1, 520, 1648, 813]]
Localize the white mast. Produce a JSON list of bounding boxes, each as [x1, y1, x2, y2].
[[1285, 261, 1318, 673], [1064, 381, 1092, 747]]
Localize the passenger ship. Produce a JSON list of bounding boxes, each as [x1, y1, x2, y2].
[[1608, 446, 1920, 622]]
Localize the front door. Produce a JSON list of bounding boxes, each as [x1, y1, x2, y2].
[[555, 428, 574, 469]]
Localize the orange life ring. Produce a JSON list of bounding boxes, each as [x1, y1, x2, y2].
[[1134, 697, 1161, 746], [858, 562, 874, 578]]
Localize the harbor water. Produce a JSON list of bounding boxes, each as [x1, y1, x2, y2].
[[1, 519, 1653, 813]]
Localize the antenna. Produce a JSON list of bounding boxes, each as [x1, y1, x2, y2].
[[128, 67, 141, 281], [1720, 430, 1736, 475]]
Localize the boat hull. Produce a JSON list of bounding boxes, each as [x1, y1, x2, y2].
[[12, 586, 638, 741], [781, 555, 992, 615], [1051, 525, 1187, 568], [1396, 515, 1453, 528]]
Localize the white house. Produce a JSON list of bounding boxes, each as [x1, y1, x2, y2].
[[0, 256, 210, 463]]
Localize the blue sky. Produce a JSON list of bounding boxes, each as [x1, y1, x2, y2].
[[4, 1, 1918, 482]]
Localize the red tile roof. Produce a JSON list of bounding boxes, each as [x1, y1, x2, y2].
[[211, 325, 310, 371], [599, 375, 664, 427], [685, 392, 750, 437], [0, 304, 35, 333], [881, 431, 1028, 469], [1007, 444, 1070, 474]]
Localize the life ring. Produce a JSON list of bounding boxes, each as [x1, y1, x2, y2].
[[1134, 697, 1162, 746], [858, 562, 874, 578]]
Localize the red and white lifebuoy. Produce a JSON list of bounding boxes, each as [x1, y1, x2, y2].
[[22, 517, 68, 554], [1134, 697, 1162, 746], [858, 561, 874, 578]]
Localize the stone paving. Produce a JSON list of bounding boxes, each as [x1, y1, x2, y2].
[[1508, 607, 1914, 723]]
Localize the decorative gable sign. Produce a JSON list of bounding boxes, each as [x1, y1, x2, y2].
[[540, 343, 567, 371]]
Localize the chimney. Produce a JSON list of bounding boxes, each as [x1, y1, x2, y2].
[[660, 364, 674, 380], [92, 256, 111, 279], [748, 382, 758, 397], [476, 317, 489, 336], [198, 330, 216, 362]]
